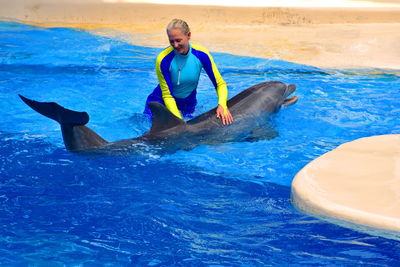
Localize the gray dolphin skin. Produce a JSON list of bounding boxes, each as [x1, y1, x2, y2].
[[19, 81, 298, 154]]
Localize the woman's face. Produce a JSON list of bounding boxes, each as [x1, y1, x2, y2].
[[167, 28, 191, 55]]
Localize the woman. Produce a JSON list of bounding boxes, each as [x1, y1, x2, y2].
[[144, 19, 233, 125]]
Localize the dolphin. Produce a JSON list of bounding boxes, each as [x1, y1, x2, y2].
[[19, 81, 298, 154]]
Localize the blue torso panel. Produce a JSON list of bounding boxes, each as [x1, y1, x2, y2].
[[169, 46, 203, 98]]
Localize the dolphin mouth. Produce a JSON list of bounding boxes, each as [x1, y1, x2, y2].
[[283, 95, 299, 106], [283, 84, 298, 107], [285, 84, 296, 97]]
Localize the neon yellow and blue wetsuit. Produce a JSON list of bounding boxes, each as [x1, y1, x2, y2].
[[144, 43, 228, 119]]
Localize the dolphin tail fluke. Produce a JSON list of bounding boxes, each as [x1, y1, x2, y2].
[[147, 102, 186, 135], [19, 95, 108, 151], [19, 94, 89, 125]]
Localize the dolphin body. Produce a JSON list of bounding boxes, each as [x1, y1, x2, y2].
[[19, 81, 297, 154]]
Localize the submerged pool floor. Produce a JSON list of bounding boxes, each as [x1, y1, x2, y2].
[[1, 21, 400, 265]]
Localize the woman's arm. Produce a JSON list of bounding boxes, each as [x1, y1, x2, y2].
[[155, 47, 183, 119], [191, 44, 233, 125]]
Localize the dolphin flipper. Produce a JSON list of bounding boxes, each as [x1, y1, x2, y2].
[[19, 94, 108, 151], [244, 125, 278, 142]]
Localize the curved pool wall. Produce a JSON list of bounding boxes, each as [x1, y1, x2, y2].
[[292, 134, 400, 237], [1, 21, 400, 265]]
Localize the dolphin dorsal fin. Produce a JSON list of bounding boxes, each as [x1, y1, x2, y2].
[[148, 102, 186, 133]]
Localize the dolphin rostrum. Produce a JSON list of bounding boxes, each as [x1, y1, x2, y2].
[[19, 81, 298, 154]]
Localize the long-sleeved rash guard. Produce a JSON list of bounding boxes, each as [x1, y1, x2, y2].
[[156, 43, 228, 119]]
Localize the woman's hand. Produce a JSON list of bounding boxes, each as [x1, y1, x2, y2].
[[216, 105, 233, 125]]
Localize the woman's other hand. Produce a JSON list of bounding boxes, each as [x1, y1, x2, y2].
[[216, 105, 233, 125]]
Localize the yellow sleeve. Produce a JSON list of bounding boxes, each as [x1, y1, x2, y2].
[[211, 60, 228, 110], [216, 81, 228, 110], [191, 44, 228, 110], [155, 48, 183, 119]]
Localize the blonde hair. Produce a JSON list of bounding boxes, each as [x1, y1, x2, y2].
[[166, 19, 190, 34]]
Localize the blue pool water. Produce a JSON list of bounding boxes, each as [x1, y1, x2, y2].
[[1, 21, 399, 265]]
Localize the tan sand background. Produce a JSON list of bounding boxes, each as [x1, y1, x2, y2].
[[1, 1, 400, 69]]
